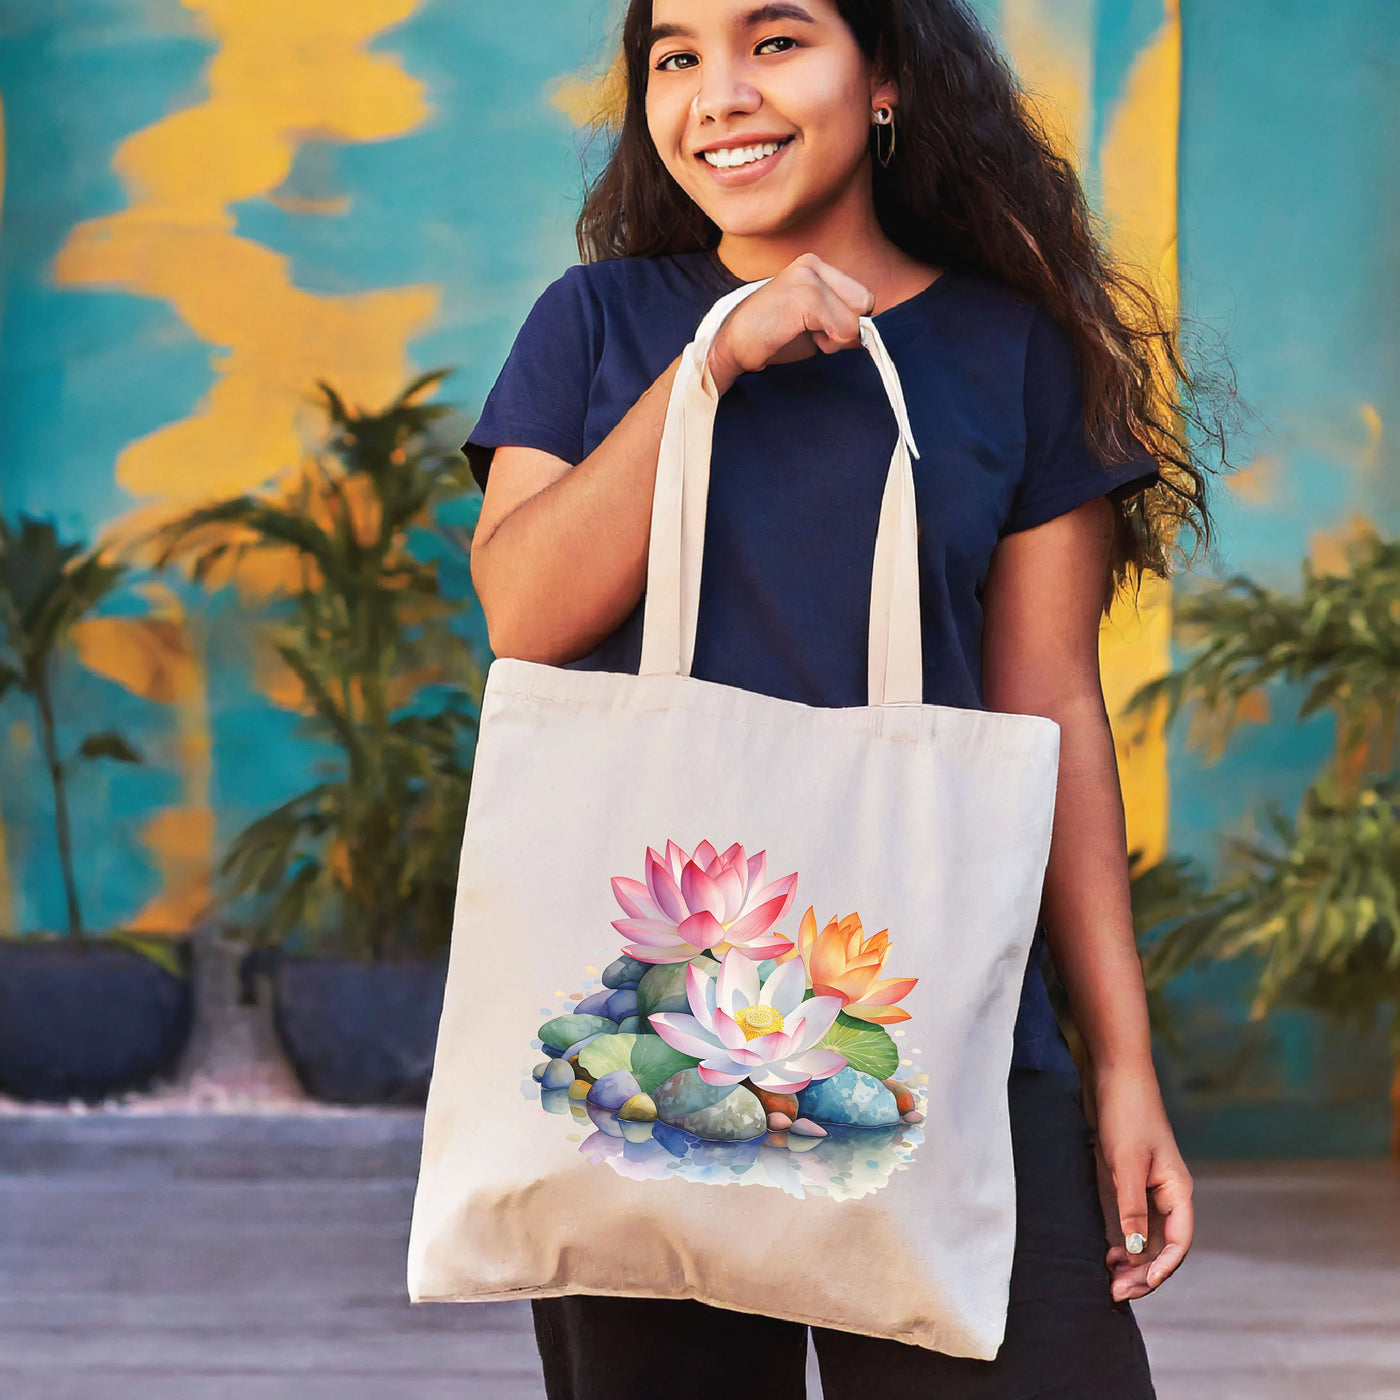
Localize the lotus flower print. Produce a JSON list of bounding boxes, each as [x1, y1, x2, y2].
[[610, 839, 798, 964], [777, 907, 919, 1024], [530, 837, 927, 1202], [648, 948, 848, 1092]]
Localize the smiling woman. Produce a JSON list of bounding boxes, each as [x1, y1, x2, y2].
[[449, 0, 1221, 1395]]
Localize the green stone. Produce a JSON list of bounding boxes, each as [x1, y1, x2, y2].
[[635, 957, 718, 1018], [653, 1069, 766, 1142], [537, 1013, 618, 1051]]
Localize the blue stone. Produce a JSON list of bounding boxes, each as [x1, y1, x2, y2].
[[796, 1067, 900, 1127], [575, 990, 614, 1016], [587, 1069, 642, 1111], [601, 955, 649, 989], [540, 1059, 575, 1091], [604, 987, 639, 1022]]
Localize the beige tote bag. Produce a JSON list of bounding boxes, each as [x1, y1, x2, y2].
[[407, 278, 1061, 1358]]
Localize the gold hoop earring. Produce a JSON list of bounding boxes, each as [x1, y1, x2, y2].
[[873, 106, 896, 168]]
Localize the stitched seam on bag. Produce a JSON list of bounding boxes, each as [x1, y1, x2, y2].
[[484, 665, 1058, 764]]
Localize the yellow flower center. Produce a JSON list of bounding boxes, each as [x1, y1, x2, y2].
[[734, 1004, 784, 1040]]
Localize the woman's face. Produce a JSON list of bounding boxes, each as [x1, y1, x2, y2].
[[644, 0, 895, 238]]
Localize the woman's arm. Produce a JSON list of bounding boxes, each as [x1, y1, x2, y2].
[[471, 352, 687, 665], [982, 495, 1194, 1302], [471, 252, 877, 665]]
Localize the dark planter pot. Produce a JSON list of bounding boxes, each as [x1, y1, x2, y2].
[[0, 939, 194, 1102], [270, 954, 448, 1106]]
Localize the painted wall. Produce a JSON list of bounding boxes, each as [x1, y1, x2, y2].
[[0, 0, 1395, 1152]]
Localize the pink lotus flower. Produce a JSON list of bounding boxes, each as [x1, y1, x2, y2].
[[611, 840, 798, 965], [649, 947, 848, 1092]]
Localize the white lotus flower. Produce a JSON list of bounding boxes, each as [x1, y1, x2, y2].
[[649, 947, 847, 1092]]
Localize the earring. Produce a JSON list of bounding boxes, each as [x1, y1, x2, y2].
[[873, 106, 896, 168]]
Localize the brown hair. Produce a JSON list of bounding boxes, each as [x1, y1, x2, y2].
[[575, 0, 1236, 607]]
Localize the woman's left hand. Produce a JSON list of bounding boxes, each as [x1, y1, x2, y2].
[[1085, 1060, 1195, 1302]]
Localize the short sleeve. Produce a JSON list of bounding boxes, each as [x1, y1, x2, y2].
[[1000, 306, 1161, 536], [460, 263, 601, 494]]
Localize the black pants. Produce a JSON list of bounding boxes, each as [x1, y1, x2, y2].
[[532, 1067, 1157, 1399]]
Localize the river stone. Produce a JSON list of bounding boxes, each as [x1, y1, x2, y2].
[[575, 990, 614, 1017], [884, 1078, 916, 1115], [616, 1016, 645, 1034], [538, 1013, 617, 1051], [531, 1061, 551, 1082], [751, 1086, 799, 1119], [604, 987, 639, 1022], [636, 957, 719, 1018], [585, 1100, 625, 1137], [587, 1069, 642, 1111], [601, 955, 649, 989], [653, 1069, 766, 1142], [619, 1116, 655, 1142], [540, 1059, 575, 1091], [618, 1092, 657, 1122], [796, 1067, 899, 1127]]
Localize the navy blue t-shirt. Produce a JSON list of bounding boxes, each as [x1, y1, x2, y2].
[[463, 247, 1160, 1076]]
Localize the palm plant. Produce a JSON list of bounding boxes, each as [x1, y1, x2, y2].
[[0, 516, 144, 940], [142, 370, 483, 960], [1124, 528, 1400, 1154]]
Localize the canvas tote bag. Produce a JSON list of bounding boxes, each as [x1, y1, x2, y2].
[[407, 277, 1062, 1358]]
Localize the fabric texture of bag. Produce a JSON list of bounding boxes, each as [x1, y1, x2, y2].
[[407, 278, 1062, 1359]]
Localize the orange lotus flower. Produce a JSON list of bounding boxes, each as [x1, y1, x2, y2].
[[777, 907, 918, 1025]]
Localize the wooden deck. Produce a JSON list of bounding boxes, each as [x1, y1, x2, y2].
[[1, 1115, 1396, 1399]]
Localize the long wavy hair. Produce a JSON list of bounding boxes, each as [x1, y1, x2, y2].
[[575, 0, 1235, 607]]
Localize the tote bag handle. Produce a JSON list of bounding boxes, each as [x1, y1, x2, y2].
[[638, 277, 925, 706]]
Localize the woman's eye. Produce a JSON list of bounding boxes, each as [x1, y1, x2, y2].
[[654, 35, 798, 71]]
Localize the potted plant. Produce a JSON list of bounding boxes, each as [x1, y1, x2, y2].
[[0, 515, 193, 1101], [1121, 527, 1400, 1155], [146, 371, 483, 1105]]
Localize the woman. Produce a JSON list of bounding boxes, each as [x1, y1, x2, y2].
[[464, 0, 1222, 1394]]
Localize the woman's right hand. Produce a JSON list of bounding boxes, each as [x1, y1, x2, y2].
[[705, 252, 876, 396]]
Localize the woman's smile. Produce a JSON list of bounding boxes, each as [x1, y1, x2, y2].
[[696, 134, 797, 186]]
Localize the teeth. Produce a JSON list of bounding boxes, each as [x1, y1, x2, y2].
[[702, 139, 787, 169]]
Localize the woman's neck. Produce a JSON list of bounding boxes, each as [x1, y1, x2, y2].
[[714, 215, 941, 317]]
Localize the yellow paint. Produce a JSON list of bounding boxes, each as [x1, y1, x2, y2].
[[1360, 402, 1384, 469], [1001, 0, 1095, 163], [72, 584, 213, 935], [550, 50, 626, 129], [69, 614, 200, 706], [1095, 4, 1182, 869], [1002, 4, 1181, 868], [1099, 8, 1181, 297], [1228, 452, 1283, 507], [52, 0, 438, 506], [1309, 510, 1378, 577], [50, 0, 435, 930]]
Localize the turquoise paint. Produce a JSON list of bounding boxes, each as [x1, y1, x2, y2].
[[0, 4, 215, 533], [1, 2, 1397, 1149], [1161, 0, 1400, 1154]]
